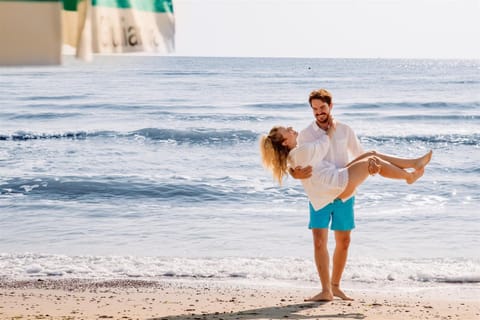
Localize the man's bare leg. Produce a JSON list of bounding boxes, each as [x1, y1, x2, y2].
[[331, 283, 353, 301], [306, 228, 333, 301], [331, 230, 354, 301]]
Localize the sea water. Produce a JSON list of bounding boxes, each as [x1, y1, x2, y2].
[[0, 56, 479, 289]]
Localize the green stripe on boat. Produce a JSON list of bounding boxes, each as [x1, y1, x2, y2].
[[0, 0, 173, 13], [63, 0, 80, 11], [0, 0, 81, 11], [0, 0, 61, 2], [93, 0, 173, 13]]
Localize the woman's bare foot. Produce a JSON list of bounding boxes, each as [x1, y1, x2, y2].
[[414, 150, 433, 170], [407, 167, 425, 184], [332, 285, 354, 301], [305, 290, 333, 302]]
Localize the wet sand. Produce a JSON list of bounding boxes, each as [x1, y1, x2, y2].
[[1, 279, 479, 319]]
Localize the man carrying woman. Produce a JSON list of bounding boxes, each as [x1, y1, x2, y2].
[[260, 89, 432, 301]]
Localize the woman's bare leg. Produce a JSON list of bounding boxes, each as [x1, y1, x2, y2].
[[373, 150, 432, 170], [346, 150, 432, 170], [337, 159, 371, 200], [375, 157, 425, 183], [337, 157, 424, 200], [344, 151, 377, 167]]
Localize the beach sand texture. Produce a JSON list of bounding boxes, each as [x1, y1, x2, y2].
[[1, 280, 478, 320]]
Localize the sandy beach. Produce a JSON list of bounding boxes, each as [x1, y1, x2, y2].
[[1, 279, 478, 320]]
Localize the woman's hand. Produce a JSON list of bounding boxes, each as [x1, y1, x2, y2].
[[289, 166, 313, 179], [327, 116, 336, 138], [368, 157, 381, 175]]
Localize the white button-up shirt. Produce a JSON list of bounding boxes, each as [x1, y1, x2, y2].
[[289, 121, 364, 210]]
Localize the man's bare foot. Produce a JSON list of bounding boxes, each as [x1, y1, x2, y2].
[[305, 290, 333, 302], [414, 150, 433, 170], [332, 285, 354, 301], [407, 167, 424, 184]]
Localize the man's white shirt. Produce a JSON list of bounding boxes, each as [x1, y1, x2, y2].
[[288, 121, 364, 210]]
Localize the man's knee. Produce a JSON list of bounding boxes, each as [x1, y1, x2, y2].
[[313, 238, 328, 251], [335, 234, 351, 250], [312, 229, 328, 250]]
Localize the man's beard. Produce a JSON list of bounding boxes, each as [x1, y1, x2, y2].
[[316, 113, 329, 123]]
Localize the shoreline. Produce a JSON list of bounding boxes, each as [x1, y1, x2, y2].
[[1, 279, 479, 319]]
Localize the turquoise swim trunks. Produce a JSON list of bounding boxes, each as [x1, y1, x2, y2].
[[308, 197, 355, 231]]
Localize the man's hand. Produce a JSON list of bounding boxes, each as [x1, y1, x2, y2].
[[289, 166, 313, 179]]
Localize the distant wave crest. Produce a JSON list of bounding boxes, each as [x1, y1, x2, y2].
[[343, 101, 480, 110], [18, 94, 88, 101], [0, 128, 259, 144], [1, 130, 477, 147], [244, 102, 306, 109], [360, 133, 480, 146], [130, 128, 258, 144], [0, 176, 300, 203], [0, 131, 89, 141]]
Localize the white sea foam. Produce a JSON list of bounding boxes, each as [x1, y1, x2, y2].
[[1, 253, 478, 287]]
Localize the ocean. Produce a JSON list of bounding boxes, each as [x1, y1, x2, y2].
[[0, 56, 479, 290]]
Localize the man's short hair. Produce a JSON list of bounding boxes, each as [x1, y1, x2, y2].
[[309, 89, 333, 106]]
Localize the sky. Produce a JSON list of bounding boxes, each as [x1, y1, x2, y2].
[[173, 0, 480, 59]]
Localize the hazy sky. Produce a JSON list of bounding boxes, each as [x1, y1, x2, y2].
[[173, 0, 480, 59]]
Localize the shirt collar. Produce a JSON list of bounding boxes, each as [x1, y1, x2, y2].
[[312, 121, 323, 132]]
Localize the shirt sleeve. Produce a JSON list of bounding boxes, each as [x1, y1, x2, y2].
[[291, 134, 330, 167], [346, 126, 364, 158]]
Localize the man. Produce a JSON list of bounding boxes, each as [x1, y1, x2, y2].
[[291, 89, 374, 301]]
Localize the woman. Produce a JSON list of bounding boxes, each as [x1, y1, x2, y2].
[[260, 125, 432, 210]]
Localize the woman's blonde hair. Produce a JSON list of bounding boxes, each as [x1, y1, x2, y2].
[[260, 126, 290, 185]]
